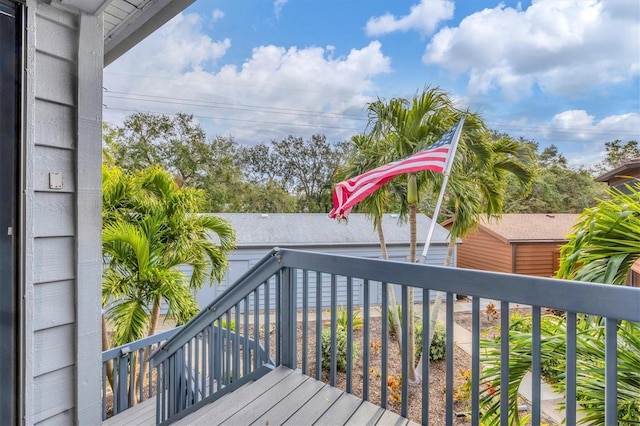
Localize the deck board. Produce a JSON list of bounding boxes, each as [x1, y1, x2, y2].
[[104, 366, 414, 426], [311, 392, 364, 426], [283, 383, 345, 425], [103, 398, 155, 426]]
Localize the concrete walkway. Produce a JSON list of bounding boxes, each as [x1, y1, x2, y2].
[[442, 300, 569, 425]]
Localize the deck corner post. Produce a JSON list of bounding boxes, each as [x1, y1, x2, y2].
[[280, 267, 296, 368]]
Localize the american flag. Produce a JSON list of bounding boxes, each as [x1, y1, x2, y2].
[[329, 120, 462, 220]]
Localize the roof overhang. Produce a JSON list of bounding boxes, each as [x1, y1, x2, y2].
[[44, 0, 196, 67], [595, 159, 640, 183]]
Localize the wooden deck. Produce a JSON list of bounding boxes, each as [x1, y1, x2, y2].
[[104, 366, 418, 426]]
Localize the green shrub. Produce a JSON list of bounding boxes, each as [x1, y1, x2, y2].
[[429, 322, 446, 361], [321, 328, 358, 372], [337, 306, 364, 331], [388, 307, 446, 361]]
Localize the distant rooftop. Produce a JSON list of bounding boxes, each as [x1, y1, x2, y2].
[[479, 213, 580, 242], [595, 158, 640, 184], [208, 213, 450, 248]]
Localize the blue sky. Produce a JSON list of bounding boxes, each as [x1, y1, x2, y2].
[[103, 0, 640, 168]]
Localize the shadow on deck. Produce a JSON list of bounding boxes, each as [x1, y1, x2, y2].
[[104, 366, 418, 426]]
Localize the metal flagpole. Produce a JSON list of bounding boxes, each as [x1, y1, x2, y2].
[[418, 116, 466, 264]]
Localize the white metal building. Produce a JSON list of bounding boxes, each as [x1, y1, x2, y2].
[[193, 213, 455, 309]]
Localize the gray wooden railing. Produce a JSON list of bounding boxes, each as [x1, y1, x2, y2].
[[102, 327, 182, 420], [149, 248, 640, 425]]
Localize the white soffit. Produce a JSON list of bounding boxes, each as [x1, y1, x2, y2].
[[102, 0, 196, 66]]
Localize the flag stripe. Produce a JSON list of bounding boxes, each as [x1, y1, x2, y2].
[[329, 121, 462, 220]]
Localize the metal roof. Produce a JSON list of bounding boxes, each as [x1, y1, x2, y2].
[[209, 213, 451, 248], [478, 213, 580, 243]]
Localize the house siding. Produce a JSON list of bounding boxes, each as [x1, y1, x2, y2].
[[514, 242, 565, 277], [455, 228, 512, 273], [29, 5, 79, 424], [24, 3, 103, 424]]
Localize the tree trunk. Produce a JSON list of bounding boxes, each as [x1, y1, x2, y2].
[[414, 239, 455, 382], [377, 221, 403, 348], [133, 296, 162, 404], [407, 204, 418, 382]]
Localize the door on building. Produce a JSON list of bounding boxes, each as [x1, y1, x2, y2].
[[0, 0, 21, 423]]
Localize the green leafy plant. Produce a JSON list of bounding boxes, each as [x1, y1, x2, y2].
[[321, 328, 358, 372], [337, 306, 364, 331], [428, 322, 447, 361]]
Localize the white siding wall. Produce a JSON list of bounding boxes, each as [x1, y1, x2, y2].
[[25, 3, 103, 424]]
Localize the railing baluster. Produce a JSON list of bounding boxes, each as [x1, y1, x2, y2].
[[381, 281, 388, 408], [566, 311, 577, 424], [422, 289, 430, 426], [226, 312, 232, 386], [302, 270, 309, 374], [330, 274, 337, 386], [500, 300, 510, 426], [315, 271, 322, 380], [401, 284, 408, 418], [363, 279, 370, 401], [265, 280, 270, 368], [254, 288, 260, 372], [184, 341, 190, 408], [446, 292, 454, 426], [605, 317, 617, 425], [234, 305, 241, 380], [471, 296, 480, 426], [346, 276, 353, 393], [276, 274, 281, 365], [531, 306, 541, 425], [244, 296, 250, 377]]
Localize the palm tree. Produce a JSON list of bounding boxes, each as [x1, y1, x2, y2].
[[366, 86, 460, 381], [365, 88, 534, 383], [102, 165, 236, 347]]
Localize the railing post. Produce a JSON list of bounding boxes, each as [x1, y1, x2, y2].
[[117, 347, 131, 414], [280, 267, 296, 368]]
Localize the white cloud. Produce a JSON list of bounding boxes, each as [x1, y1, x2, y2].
[[274, 0, 288, 19], [104, 16, 392, 145], [542, 110, 640, 142], [106, 13, 230, 76], [211, 9, 224, 22], [365, 0, 454, 36], [423, 0, 640, 100]]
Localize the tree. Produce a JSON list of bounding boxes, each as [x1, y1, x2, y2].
[[103, 113, 247, 211], [366, 86, 463, 382], [501, 142, 606, 213], [593, 139, 640, 174], [241, 135, 346, 213], [102, 165, 236, 347]]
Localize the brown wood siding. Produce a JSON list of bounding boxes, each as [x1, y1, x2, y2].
[[456, 228, 512, 273], [514, 242, 565, 277]]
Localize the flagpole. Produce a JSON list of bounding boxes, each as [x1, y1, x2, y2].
[[418, 116, 465, 264]]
